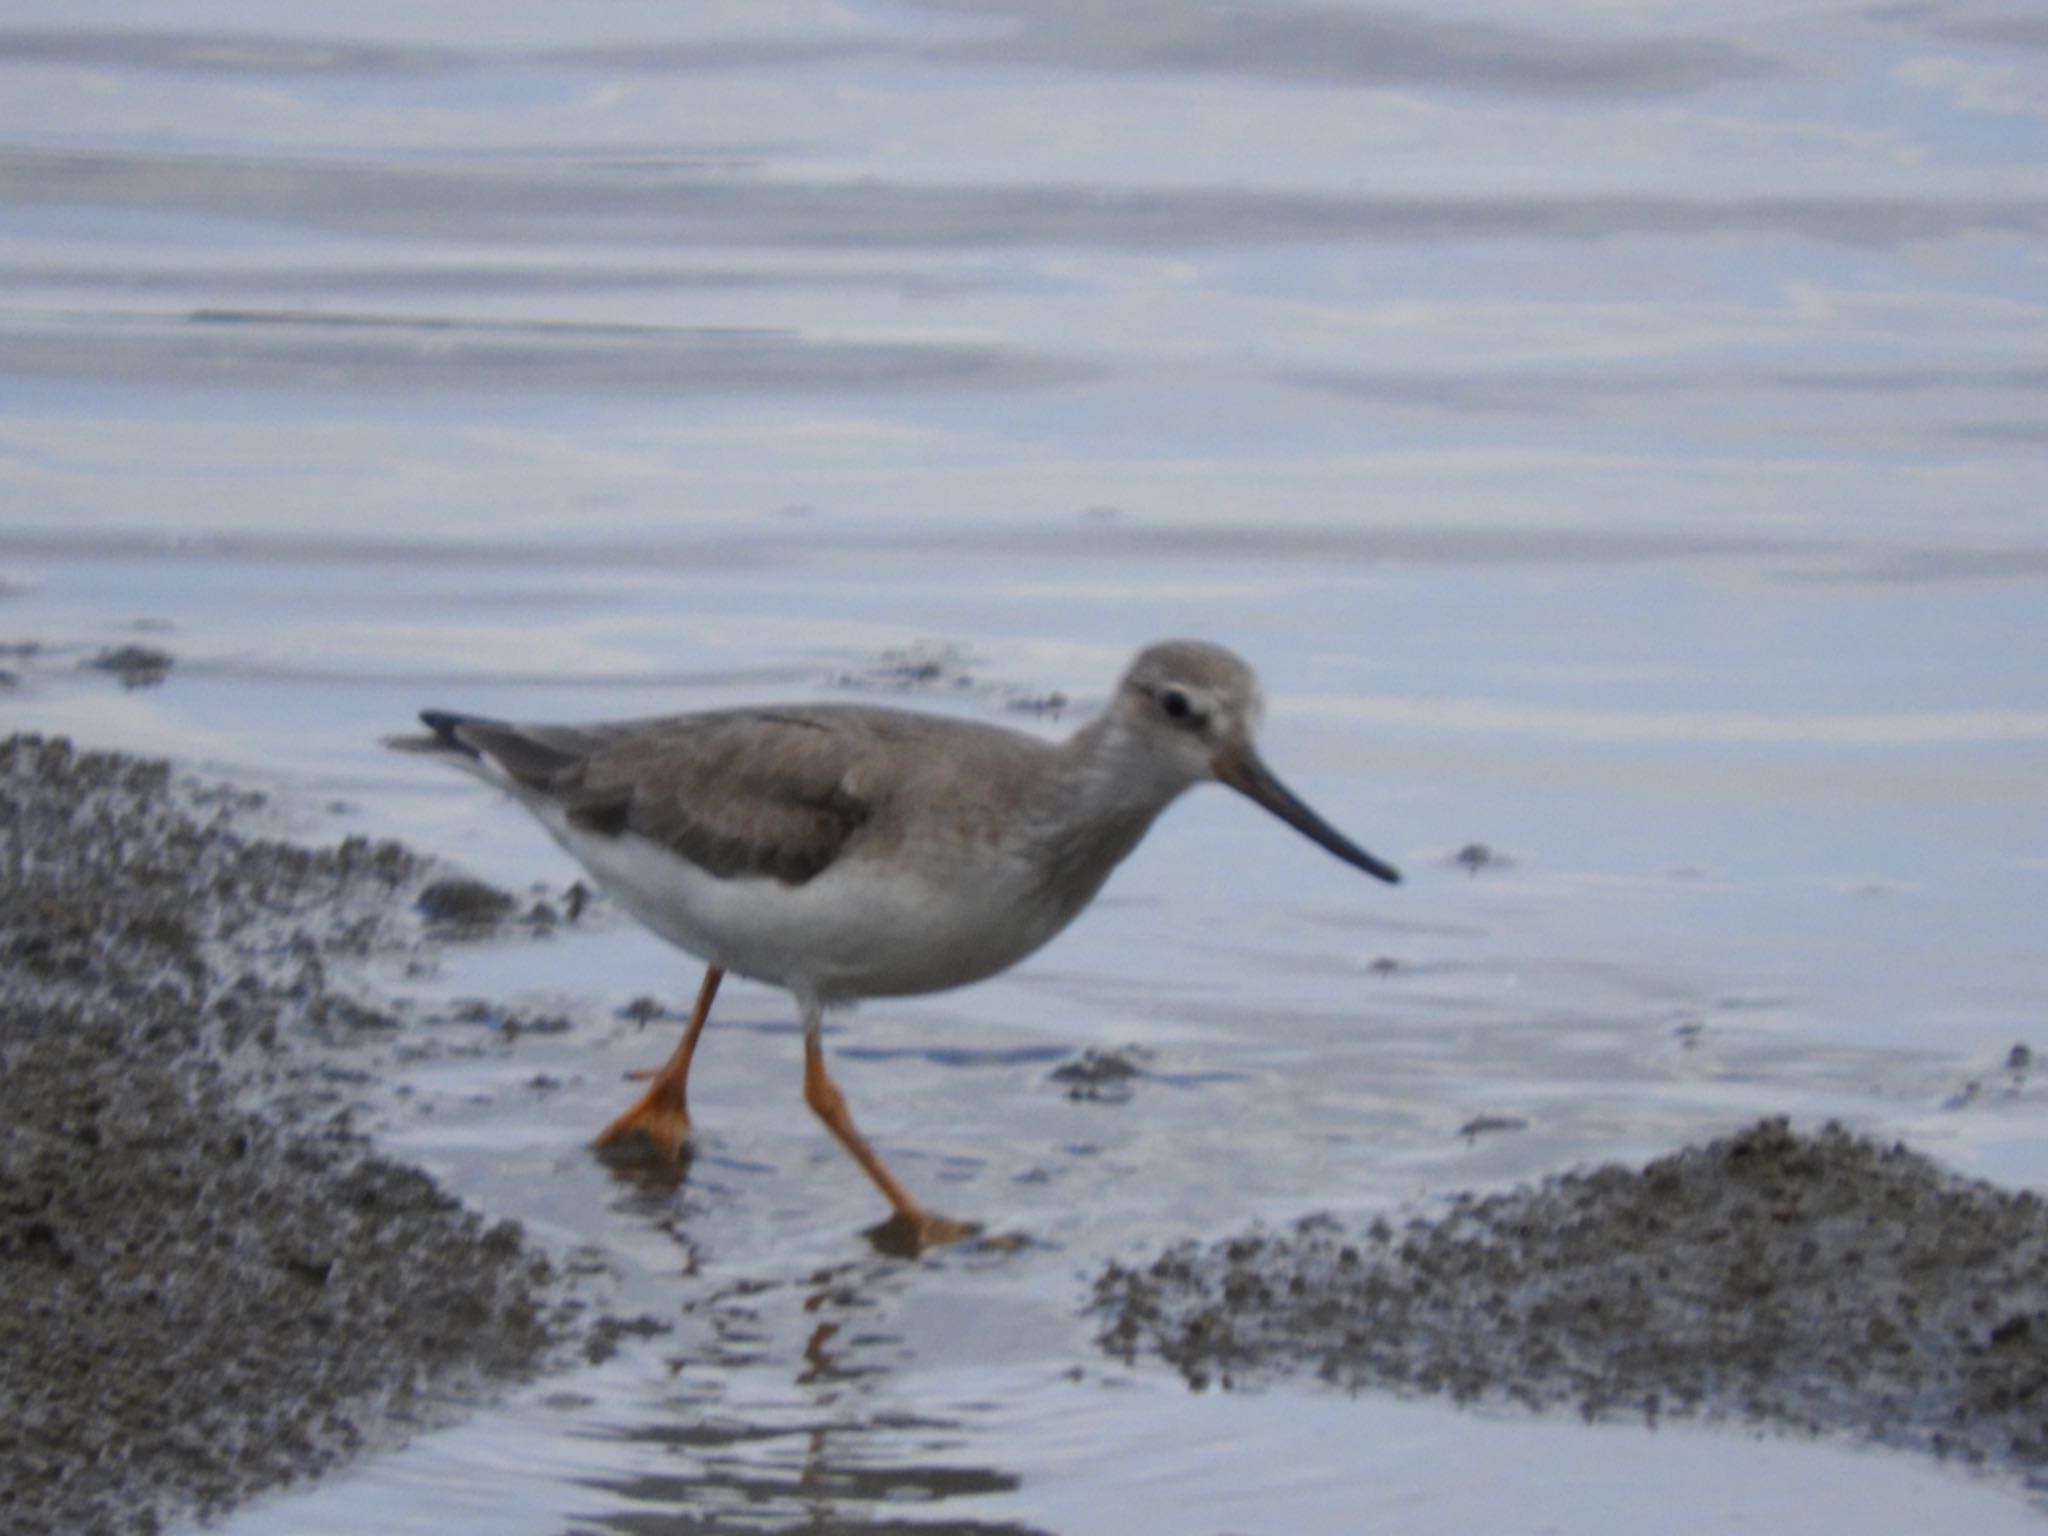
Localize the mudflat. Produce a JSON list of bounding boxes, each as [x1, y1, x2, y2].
[[1096, 1117, 2048, 1476], [0, 736, 566, 1536]]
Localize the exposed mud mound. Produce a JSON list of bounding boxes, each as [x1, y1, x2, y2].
[[1095, 1119, 2048, 1477], [0, 736, 562, 1536]]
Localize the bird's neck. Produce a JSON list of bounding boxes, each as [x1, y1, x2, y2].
[[1025, 713, 1194, 895]]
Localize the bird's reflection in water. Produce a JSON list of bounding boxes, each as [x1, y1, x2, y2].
[[567, 1261, 1040, 1533]]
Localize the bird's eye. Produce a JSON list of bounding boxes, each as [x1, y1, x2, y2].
[[1157, 687, 1200, 725]]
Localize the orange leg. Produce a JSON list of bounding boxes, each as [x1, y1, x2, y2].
[[800, 1005, 976, 1254], [594, 965, 723, 1163]]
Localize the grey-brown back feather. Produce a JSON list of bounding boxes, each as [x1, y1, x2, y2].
[[572, 712, 875, 884], [442, 708, 913, 887]]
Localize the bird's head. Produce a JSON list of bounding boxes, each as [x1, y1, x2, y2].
[[1112, 640, 1400, 884]]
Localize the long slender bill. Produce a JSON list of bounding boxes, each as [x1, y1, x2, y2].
[[1214, 748, 1401, 884]]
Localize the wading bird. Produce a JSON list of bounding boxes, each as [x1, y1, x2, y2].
[[392, 640, 1399, 1252]]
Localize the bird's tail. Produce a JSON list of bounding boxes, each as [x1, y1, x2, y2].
[[385, 710, 593, 794], [383, 708, 492, 762]]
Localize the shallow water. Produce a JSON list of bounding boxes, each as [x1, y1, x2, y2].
[[3, 2, 2046, 1530]]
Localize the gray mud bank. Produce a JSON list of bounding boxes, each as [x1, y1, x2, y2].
[[1097, 1117, 2048, 1481], [0, 736, 568, 1536]]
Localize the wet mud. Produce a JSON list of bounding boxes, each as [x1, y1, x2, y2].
[[82, 643, 174, 689], [1095, 1118, 2048, 1479], [831, 642, 1071, 719], [415, 874, 520, 933], [1048, 1045, 1153, 1103], [0, 736, 569, 1535]]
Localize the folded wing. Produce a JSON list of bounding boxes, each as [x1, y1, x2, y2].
[[419, 709, 876, 886]]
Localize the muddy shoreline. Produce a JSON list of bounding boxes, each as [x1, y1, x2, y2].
[[0, 736, 572, 1535], [1095, 1117, 2048, 1483]]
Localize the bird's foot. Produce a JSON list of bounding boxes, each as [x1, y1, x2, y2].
[[864, 1209, 981, 1258], [592, 1083, 691, 1165]]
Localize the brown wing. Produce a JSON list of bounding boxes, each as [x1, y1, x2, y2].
[[457, 710, 876, 886]]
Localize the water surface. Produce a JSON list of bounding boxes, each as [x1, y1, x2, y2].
[[1, 2, 2044, 1529]]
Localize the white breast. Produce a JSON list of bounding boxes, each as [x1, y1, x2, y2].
[[540, 807, 1077, 1003]]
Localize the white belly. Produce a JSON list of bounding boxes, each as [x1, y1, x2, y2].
[[539, 808, 1077, 1003]]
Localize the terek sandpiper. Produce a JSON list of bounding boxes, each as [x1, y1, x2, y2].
[[391, 639, 1399, 1252]]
